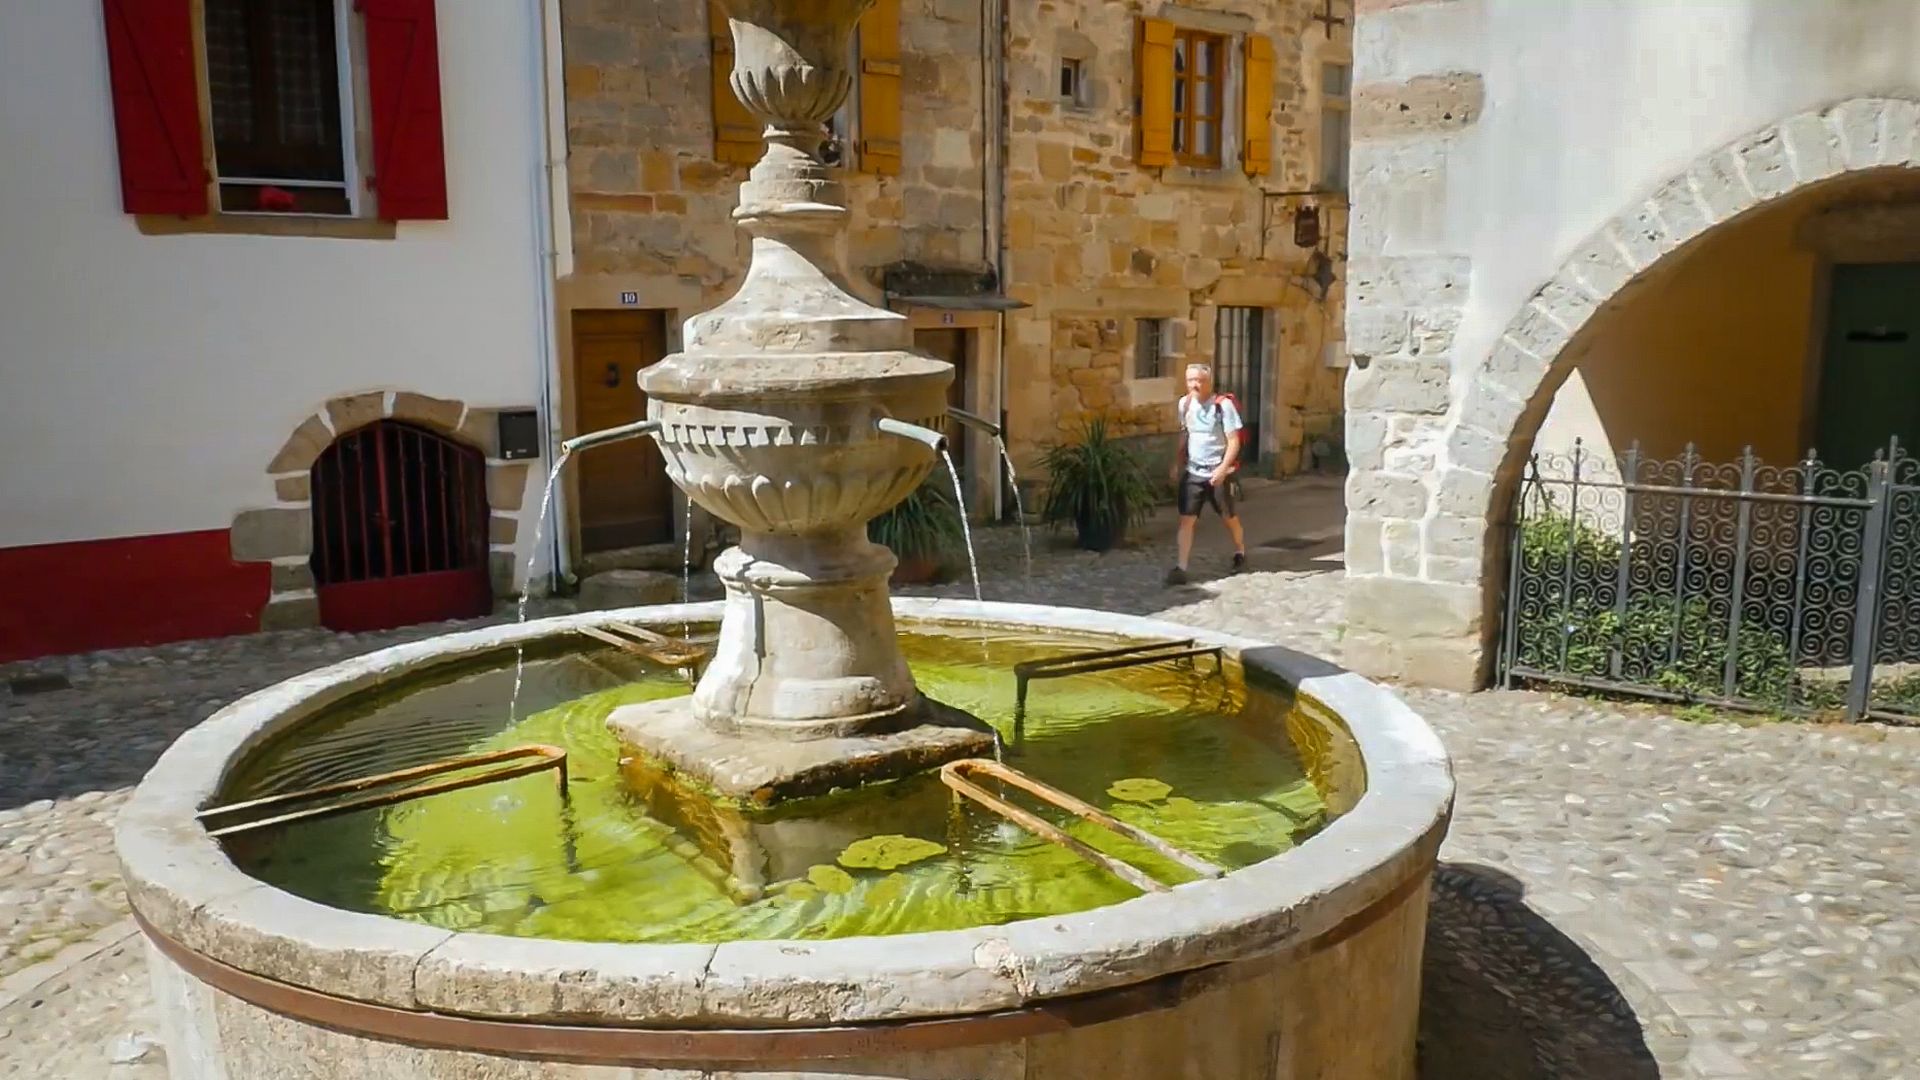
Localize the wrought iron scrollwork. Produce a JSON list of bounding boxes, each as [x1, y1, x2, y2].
[[1502, 438, 1919, 722]]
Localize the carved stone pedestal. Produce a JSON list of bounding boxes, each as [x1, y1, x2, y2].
[[606, 0, 993, 800]]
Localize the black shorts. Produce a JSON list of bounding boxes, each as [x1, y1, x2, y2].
[[1178, 472, 1236, 517]]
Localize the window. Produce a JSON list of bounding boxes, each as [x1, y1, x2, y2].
[[1135, 318, 1169, 378], [1059, 57, 1088, 106], [204, 0, 351, 215], [1171, 29, 1225, 168], [99, 0, 448, 222], [1321, 62, 1351, 193]]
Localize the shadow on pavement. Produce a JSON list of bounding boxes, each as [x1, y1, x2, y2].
[[1419, 862, 1661, 1079]]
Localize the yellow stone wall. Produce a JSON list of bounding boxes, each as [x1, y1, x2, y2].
[[1001, 0, 1350, 471], [560, 0, 987, 292], [559, 0, 1350, 478]]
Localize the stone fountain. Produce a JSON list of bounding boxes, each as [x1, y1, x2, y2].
[[115, 3, 1455, 1075], [600, 0, 995, 803]]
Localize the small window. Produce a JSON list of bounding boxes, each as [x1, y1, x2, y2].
[[1059, 58, 1087, 106], [1321, 62, 1352, 193], [1135, 318, 1169, 379], [204, 0, 352, 215], [1171, 29, 1225, 168]]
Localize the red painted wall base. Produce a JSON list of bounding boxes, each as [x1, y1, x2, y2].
[[0, 530, 270, 665]]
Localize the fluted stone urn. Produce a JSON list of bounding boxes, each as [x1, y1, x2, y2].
[[608, 0, 993, 802]]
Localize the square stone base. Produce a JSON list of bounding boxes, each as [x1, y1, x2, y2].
[[606, 697, 997, 806]]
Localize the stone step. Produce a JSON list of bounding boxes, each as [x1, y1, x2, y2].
[[576, 569, 681, 611]]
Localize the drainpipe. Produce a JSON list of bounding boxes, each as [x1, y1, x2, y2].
[[984, 0, 1009, 520], [528, 0, 571, 594]]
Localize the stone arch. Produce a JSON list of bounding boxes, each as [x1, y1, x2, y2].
[[1345, 96, 1920, 690], [232, 392, 533, 630]]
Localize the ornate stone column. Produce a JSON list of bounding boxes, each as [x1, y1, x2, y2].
[[611, 0, 992, 801]]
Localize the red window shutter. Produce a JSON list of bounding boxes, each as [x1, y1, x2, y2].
[[360, 0, 449, 220], [100, 0, 208, 215]]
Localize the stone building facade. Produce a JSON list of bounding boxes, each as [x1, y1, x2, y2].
[[1003, 0, 1350, 475], [554, 0, 1353, 554], [1341, 0, 1920, 690]]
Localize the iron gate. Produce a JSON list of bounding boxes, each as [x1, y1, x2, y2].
[[310, 421, 492, 632], [1501, 438, 1920, 723]]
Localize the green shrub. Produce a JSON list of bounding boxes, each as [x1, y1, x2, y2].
[[868, 477, 965, 569], [1038, 416, 1159, 551], [1513, 513, 1799, 706]]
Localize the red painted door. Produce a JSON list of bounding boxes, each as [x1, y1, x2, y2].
[[310, 421, 492, 632]]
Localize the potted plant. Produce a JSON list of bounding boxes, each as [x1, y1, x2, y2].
[[1038, 415, 1158, 552], [868, 476, 965, 585]]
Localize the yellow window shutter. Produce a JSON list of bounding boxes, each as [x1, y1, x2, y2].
[[857, 0, 903, 175], [709, 2, 762, 165], [1136, 18, 1175, 167], [1242, 34, 1276, 176]]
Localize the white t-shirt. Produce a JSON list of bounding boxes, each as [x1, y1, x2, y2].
[[1180, 394, 1243, 476]]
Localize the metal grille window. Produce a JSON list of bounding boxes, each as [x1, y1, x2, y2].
[[1321, 62, 1351, 193], [1213, 307, 1266, 463], [310, 422, 487, 586], [203, 0, 350, 215], [1135, 318, 1168, 378]]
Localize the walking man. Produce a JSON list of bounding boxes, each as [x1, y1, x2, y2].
[[1166, 362, 1247, 585]]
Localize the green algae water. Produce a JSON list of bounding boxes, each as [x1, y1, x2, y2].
[[223, 627, 1357, 944]]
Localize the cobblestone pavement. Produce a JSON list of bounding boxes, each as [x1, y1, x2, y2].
[[3, 479, 1917, 1078]]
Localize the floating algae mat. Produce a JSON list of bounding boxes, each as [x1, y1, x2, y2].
[[222, 628, 1353, 944]]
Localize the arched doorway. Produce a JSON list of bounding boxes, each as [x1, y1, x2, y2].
[[310, 421, 493, 632], [1342, 96, 1920, 693]]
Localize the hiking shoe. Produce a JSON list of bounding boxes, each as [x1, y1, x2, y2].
[[1231, 553, 1247, 573], [1165, 566, 1189, 586]]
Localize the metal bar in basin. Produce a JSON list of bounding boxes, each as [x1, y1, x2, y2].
[[1014, 644, 1224, 727], [946, 759, 1224, 881], [578, 622, 710, 668], [1013, 638, 1198, 675], [939, 765, 1167, 894], [197, 744, 569, 839]]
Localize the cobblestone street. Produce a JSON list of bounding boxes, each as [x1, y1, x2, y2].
[[3, 479, 1916, 1078]]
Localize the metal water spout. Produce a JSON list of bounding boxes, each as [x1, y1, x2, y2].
[[561, 419, 661, 455], [876, 416, 948, 453], [946, 407, 1001, 439]]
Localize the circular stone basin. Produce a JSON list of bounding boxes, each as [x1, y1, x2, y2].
[[118, 600, 1453, 1080]]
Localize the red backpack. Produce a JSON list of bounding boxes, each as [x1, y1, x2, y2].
[[1179, 392, 1244, 476]]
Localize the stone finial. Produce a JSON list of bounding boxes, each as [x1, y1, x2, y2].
[[689, 0, 899, 355]]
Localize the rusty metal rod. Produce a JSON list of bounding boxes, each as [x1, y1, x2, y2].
[[948, 759, 1224, 880], [578, 623, 709, 668], [1015, 644, 1224, 724], [602, 621, 710, 664], [1013, 638, 1197, 676], [198, 745, 568, 839], [941, 767, 1166, 894]]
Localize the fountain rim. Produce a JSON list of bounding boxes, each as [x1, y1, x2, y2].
[[117, 599, 1453, 1033]]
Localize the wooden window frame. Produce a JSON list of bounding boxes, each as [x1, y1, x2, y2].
[[1060, 56, 1089, 107], [1320, 61, 1352, 193], [202, 0, 360, 218], [1171, 27, 1225, 169]]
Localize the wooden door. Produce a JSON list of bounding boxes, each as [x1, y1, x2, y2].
[[572, 310, 673, 552], [1817, 263, 1920, 471], [915, 328, 970, 472]]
